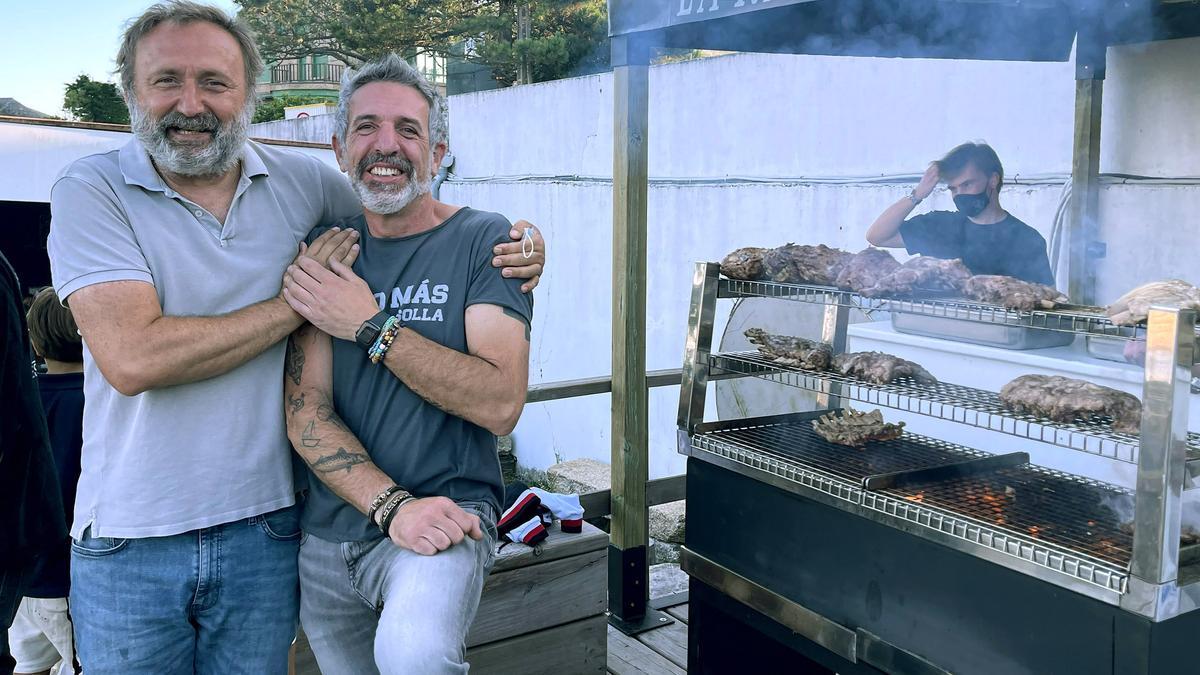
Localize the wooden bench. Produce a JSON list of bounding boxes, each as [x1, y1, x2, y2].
[[466, 520, 608, 674]]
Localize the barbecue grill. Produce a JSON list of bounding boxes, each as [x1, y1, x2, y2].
[[678, 262, 1200, 674]]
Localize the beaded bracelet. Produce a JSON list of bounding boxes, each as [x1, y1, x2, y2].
[[368, 316, 402, 364], [378, 493, 416, 536], [366, 485, 403, 526]]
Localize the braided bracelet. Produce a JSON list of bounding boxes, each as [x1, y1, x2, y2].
[[378, 493, 416, 536], [366, 485, 403, 526]]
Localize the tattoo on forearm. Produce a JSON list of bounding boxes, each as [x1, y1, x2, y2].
[[301, 420, 321, 448], [502, 307, 531, 341], [311, 447, 368, 474], [316, 402, 352, 433], [285, 335, 305, 385], [287, 392, 306, 416]]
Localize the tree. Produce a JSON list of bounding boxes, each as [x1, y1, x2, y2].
[[62, 75, 129, 124], [235, 0, 609, 87], [253, 95, 335, 123]]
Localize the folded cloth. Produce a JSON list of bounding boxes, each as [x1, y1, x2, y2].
[[531, 487, 584, 533], [507, 516, 548, 546], [498, 485, 542, 536]]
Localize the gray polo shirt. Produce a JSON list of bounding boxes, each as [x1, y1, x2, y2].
[[48, 139, 360, 539]]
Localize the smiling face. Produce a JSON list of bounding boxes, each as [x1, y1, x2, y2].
[[128, 20, 253, 177], [333, 81, 447, 215]]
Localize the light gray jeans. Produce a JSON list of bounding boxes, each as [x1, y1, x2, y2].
[[299, 501, 497, 675]]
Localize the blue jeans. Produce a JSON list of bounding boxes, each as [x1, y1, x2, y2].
[[299, 500, 497, 675], [69, 505, 302, 674]]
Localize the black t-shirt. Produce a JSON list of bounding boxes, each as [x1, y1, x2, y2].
[[899, 210, 1055, 286], [0, 252, 67, 562], [26, 372, 84, 598]]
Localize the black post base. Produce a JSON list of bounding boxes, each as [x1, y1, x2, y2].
[[608, 606, 676, 636]]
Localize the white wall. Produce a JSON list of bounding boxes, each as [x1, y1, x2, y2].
[[441, 39, 1200, 478]]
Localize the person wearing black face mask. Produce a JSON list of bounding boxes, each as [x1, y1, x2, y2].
[[865, 142, 1055, 286]]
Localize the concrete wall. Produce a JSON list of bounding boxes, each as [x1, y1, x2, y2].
[[440, 40, 1200, 478]]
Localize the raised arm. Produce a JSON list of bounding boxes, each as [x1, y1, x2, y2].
[[65, 228, 359, 396], [866, 164, 939, 249], [284, 324, 484, 554]]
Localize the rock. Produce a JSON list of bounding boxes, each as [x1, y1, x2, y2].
[[649, 563, 689, 599], [547, 458, 610, 494], [649, 500, 686, 544], [649, 538, 680, 565]]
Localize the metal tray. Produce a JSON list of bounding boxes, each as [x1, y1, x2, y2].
[[891, 312, 1075, 350], [1086, 334, 1128, 363]]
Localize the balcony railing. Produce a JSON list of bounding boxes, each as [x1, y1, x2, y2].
[[269, 62, 345, 85]]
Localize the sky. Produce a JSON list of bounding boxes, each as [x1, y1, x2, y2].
[[3, 0, 239, 117]]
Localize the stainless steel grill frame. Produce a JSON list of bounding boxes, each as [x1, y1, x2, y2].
[[680, 262, 1200, 621]]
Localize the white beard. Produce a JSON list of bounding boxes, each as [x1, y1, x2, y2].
[[128, 98, 254, 177]]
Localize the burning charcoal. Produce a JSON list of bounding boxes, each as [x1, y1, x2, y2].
[[831, 351, 937, 385], [720, 246, 769, 280], [811, 408, 905, 448], [963, 275, 1068, 312], [999, 374, 1142, 434], [1106, 279, 1200, 326], [745, 328, 833, 371], [760, 243, 853, 286]]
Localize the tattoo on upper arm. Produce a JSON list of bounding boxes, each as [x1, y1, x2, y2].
[[311, 447, 368, 474], [287, 392, 306, 416], [502, 307, 531, 341], [285, 334, 306, 385]]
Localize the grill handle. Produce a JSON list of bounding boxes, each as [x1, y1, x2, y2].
[[862, 452, 1030, 491]]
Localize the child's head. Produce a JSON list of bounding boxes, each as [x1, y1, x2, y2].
[[27, 287, 82, 364]]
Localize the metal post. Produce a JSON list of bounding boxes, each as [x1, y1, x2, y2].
[[815, 293, 851, 410], [677, 262, 720, 438], [1066, 23, 1106, 304], [1131, 308, 1196, 585], [610, 33, 672, 634]]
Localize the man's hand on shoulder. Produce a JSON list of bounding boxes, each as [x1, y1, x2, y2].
[[388, 496, 484, 556], [492, 220, 545, 293], [283, 257, 379, 341]]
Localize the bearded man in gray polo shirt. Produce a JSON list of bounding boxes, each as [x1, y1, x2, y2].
[[45, 2, 544, 673]]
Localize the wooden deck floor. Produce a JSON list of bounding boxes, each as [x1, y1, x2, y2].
[[293, 600, 690, 674], [607, 602, 689, 675]]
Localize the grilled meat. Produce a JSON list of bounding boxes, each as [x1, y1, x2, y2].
[[857, 256, 972, 297], [835, 247, 902, 292], [963, 275, 1068, 312], [720, 246, 769, 280], [1106, 279, 1200, 326], [744, 328, 833, 371], [812, 408, 905, 448], [760, 243, 852, 286], [832, 351, 937, 385], [999, 374, 1142, 434]]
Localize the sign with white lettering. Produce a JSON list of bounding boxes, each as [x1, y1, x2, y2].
[[671, 0, 812, 27], [608, 0, 814, 36]]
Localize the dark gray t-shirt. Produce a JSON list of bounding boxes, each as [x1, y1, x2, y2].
[[301, 208, 533, 542]]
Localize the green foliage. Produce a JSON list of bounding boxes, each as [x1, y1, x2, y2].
[[252, 95, 335, 123], [236, 0, 610, 87], [62, 75, 129, 124]]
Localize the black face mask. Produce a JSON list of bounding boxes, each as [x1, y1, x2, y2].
[[953, 191, 990, 218]]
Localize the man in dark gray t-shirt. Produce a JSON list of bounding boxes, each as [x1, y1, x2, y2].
[[279, 54, 533, 674]]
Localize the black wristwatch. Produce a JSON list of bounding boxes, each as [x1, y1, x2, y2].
[[355, 311, 392, 351]]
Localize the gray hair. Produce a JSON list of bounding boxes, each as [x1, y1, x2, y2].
[[116, 1, 263, 102], [336, 53, 448, 152]]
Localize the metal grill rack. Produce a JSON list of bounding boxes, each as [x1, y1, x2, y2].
[[710, 350, 1200, 464], [688, 415, 1132, 594], [718, 277, 1148, 339], [680, 261, 1199, 618]]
